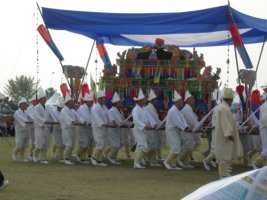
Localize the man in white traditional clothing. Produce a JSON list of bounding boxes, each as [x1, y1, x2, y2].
[[180, 90, 202, 168], [145, 89, 162, 167], [76, 92, 95, 164], [132, 89, 157, 169], [60, 93, 79, 165], [25, 94, 38, 160], [13, 97, 30, 162], [91, 90, 112, 167], [32, 88, 51, 164], [49, 97, 65, 162], [215, 88, 243, 179], [107, 91, 127, 165], [252, 92, 267, 169], [164, 91, 189, 170]]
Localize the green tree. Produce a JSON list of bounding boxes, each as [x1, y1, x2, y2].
[[45, 87, 56, 99], [4, 75, 39, 103]]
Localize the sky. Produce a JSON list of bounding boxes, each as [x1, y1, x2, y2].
[[0, 0, 267, 97]]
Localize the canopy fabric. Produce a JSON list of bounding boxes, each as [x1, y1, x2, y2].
[[42, 5, 267, 47]]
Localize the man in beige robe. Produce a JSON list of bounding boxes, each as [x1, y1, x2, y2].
[[215, 87, 243, 179]]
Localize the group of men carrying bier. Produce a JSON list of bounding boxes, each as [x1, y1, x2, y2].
[[12, 86, 267, 178]]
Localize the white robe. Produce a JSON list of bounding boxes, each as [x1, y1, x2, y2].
[[76, 103, 94, 148], [146, 103, 162, 150], [60, 106, 77, 147], [34, 103, 51, 149], [26, 105, 35, 146], [108, 106, 124, 148], [215, 101, 243, 161], [91, 103, 110, 150], [14, 108, 30, 149], [49, 107, 64, 148], [132, 104, 156, 152], [181, 103, 202, 148], [166, 105, 188, 154]]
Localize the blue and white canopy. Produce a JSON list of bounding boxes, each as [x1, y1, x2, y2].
[[42, 5, 267, 47]]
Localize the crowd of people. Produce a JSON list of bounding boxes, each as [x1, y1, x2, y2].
[[8, 86, 267, 180]]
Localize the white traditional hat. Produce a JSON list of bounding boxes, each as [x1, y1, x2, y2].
[[29, 94, 38, 102], [56, 97, 65, 108], [64, 93, 72, 104], [18, 97, 28, 106], [223, 87, 234, 99], [111, 91, 121, 103], [37, 88, 46, 99], [184, 90, 192, 102], [83, 92, 94, 101], [172, 91, 182, 102], [96, 90, 105, 99], [133, 89, 145, 101], [147, 89, 157, 101]]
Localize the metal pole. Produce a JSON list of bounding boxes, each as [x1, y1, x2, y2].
[[75, 40, 96, 102], [234, 46, 241, 84]]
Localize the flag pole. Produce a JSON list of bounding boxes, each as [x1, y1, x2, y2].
[[36, 2, 72, 94], [75, 40, 96, 102]]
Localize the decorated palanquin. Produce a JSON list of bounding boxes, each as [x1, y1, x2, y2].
[[100, 39, 221, 119]]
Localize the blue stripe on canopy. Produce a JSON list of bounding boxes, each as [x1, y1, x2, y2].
[[42, 5, 267, 47]]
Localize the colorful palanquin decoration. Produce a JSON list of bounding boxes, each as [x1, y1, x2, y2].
[[100, 39, 221, 117]]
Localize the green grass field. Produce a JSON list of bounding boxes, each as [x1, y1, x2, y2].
[[0, 137, 251, 200]]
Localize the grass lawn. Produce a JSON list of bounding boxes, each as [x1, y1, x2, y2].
[[0, 137, 252, 200]]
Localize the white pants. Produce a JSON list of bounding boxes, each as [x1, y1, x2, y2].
[[92, 127, 108, 150], [180, 131, 194, 151], [77, 126, 94, 148], [15, 129, 29, 149], [165, 127, 181, 154], [53, 125, 64, 148], [133, 127, 148, 152], [28, 126, 35, 147], [147, 130, 161, 151], [62, 127, 76, 148], [34, 126, 51, 149], [108, 128, 122, 149], [121, 128, 135, 146]]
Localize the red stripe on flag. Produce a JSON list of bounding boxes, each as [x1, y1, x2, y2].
[[37, 24, 52, 44], [96, 42, 108, 57], [229, 23, 243, 46]]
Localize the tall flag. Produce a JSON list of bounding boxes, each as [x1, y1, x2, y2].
[[228, 8, 253, 69], [37, 24, 64, 61], [96, 42, 112, 69], [90, 73, 97, 93], [81, 83, 90, 97], [60, 83, 69, 97]]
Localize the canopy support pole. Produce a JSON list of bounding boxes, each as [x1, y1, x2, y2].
[[234, 46, 241, 85]]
